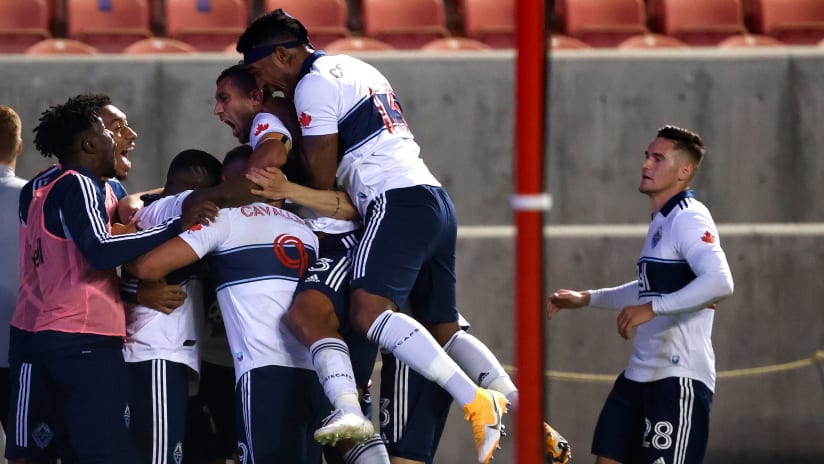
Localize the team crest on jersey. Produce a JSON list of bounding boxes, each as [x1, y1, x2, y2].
[[254, 122, 269, 136], [652, 226, 663, 247], [236, 351, 244, 361], [671, 355, 680, 364], [33, 422, 53, 448], [124, 404, 131, 429], [299, 111, 312, 128]]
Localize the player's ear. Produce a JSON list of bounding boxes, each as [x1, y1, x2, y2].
[[81, 137, 94, 154]]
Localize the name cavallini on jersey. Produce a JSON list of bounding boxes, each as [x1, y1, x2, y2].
[[240, 204, 304, 226]]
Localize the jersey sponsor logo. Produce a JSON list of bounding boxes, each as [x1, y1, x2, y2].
[[273, 234, 310, 278], [254, 122, 269, 136], [299, 111, 312, 128], [652, 226, 662, 248], [701, 230, 715, 243]]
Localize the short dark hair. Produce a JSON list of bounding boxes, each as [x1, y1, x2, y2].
[[222, 144, 253, 174], [217, 64, 258, 94], [657, 125, 705, 165], [236, 8, 310, 53], [167, 149, 223, 189], [33, 95, 102, 162], [0, 105, 22, 158], [75, 93, 112, 111]]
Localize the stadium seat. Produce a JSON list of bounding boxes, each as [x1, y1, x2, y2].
[[164, 0, 247, 51], [123, 37, 196, 53], [421, 37, 492, 51], [25, 38, 99, 54], [0, 0, 51, 54], [266, 0, 351, 50], [562, 0, 648, 47], [459, 0, 515, 48], [324, 36, 396, 53], [66, 0, 153, 53], [647, 0, 747, 46], [718, 33, 785, 47], [549, 34, 592, 50], [618, 33, 689, 49], [743, 0, 824, 44], [361, 0, 449, 50]]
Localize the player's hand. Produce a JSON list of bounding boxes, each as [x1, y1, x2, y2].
[[246, 166, 292, 201], [181, 200, 219, 230], [546, 289, 590, 319], [616, 302, 655, 340], [136, 279, 186, 314], [111, 222, 137, 235]]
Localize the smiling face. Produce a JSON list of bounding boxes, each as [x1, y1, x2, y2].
[[639, 137, 693, 200], [214, 77, 259, 143], [85, 116, 118, 179], [98, 104, 137, 180]]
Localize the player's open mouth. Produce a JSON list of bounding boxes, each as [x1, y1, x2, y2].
[[119, 146, 133, 170]]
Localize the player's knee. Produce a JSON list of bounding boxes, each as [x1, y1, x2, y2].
[[287, 291, 340, 338], [425, 321, 460, 346]]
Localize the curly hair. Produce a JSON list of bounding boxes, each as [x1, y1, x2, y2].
[[33, 95, 105, 162]]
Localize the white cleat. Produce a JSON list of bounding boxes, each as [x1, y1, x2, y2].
[[314, 409, 375, 446]]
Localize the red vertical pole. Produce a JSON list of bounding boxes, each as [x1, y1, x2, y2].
[[514, 0, 548, 462]]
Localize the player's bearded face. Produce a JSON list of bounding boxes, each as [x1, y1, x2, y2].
[[99, 105, 137, 181]]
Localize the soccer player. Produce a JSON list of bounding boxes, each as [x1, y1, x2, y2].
[[7, 95, 215, 463], [213, 65, 388, 463], [547, 126, 734, 464], [0, 105, 26, 439], [123, 149, 223, 464], [236, 10, 514, 463], [126, 148, 329, 463]]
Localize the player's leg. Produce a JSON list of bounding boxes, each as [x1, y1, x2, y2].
[[379, 350, 452, 464], [591, 373, 644, 464], [349, 185, 507, 464], [290, 231, 377, 445], [127, 359, 189, 464], [47, 334, 135, 463], [234, 366, 321, 463], [183, 360, 237, 464], [638, 377, 713, 464]]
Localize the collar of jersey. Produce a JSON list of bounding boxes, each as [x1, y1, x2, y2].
[[660, 189, 695, 217], [299, 51, 326, 80]]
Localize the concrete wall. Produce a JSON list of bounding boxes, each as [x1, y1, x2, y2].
[[2, 50, 823, 463]]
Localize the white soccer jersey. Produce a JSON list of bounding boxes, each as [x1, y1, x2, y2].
[[589, 190, 733, 391], [124, 192, 201, 373], [294, 52, 441, 217], [249, 111, 359, 234], [179, 203, 319, 382]]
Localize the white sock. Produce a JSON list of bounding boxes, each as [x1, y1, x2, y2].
[[345, 434, 390, 464], [367, 310, 478, 406], [444, 330, 519, 409], [310, 338, 363, 416]]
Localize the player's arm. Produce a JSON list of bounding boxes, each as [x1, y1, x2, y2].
[[117, 187, 163, 224], [245, 166, 358, 219], [301, 134, 339, 190], [125, 237, 200, 282], [651, 212, 734, 315]]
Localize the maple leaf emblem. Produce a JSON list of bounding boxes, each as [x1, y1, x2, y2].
[[701, 230, 715, 243], [299, 112, 312, 128], [254, 123, 269, 137], [189, 224, 203, 232]]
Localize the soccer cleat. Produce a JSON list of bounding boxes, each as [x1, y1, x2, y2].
[[463, 388, 509, 464], [313, 409, 374, 446], [544, 422, 571, 464]]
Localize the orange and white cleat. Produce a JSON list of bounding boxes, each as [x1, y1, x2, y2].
[[463, 388, 509, 464], [545, 422, 571, 464]]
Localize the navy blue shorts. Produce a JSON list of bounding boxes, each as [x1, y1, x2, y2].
[[127, 359, 190, 464], [352, 185, 459, 325], [296, 230, 362, 324], [235, 365, 330, 463], [378, 351, 452, 463], [183, 361, 236, 463], [17, 331, 135, 463], [592, 373, 713, 464]]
